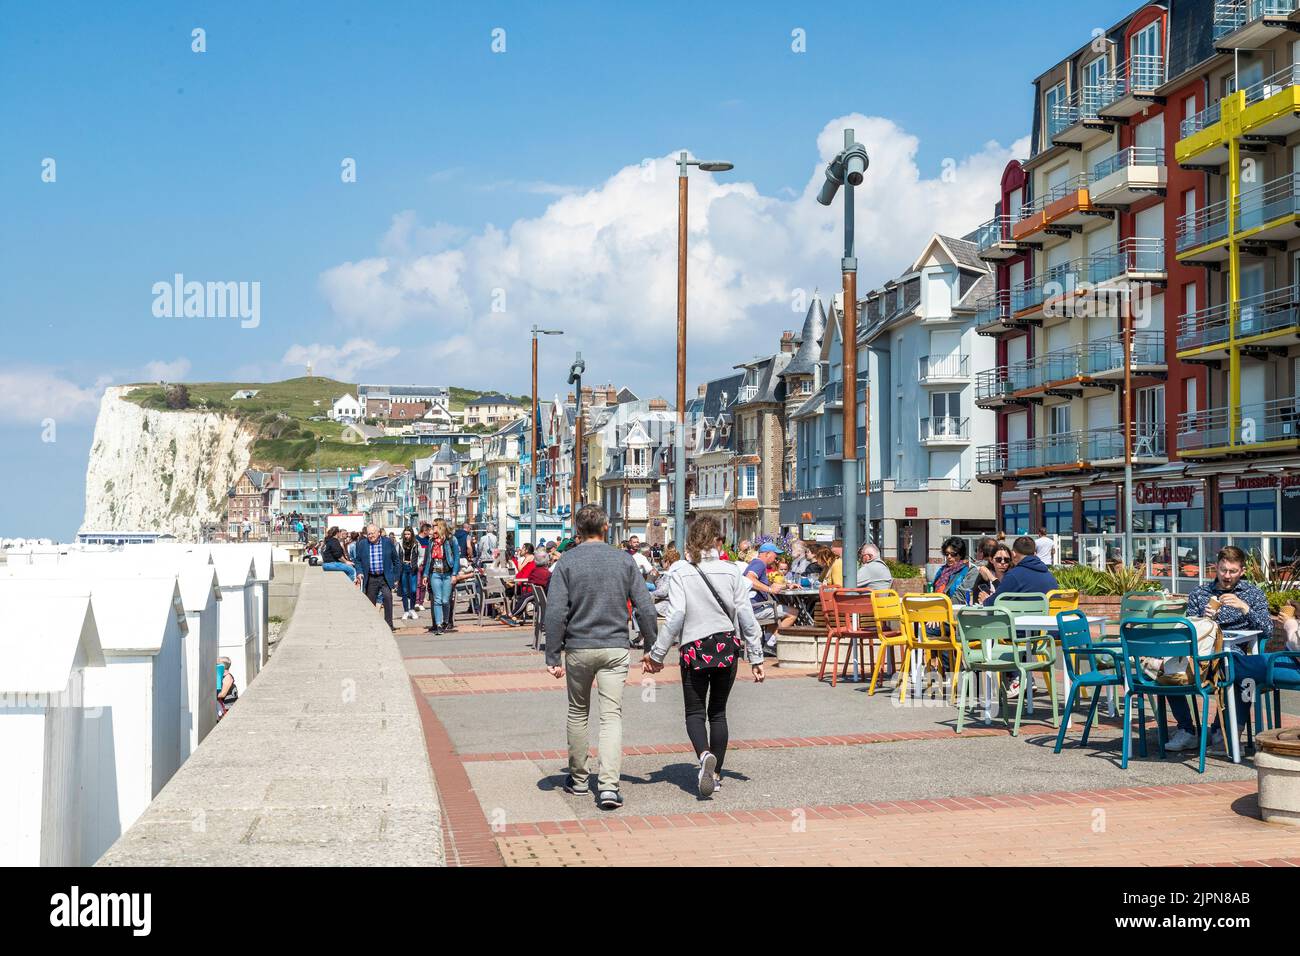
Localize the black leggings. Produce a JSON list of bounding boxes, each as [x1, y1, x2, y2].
[[680, 663, 738, 772]]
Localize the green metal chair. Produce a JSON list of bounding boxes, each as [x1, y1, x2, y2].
[[992, 592, 1049, 617], [954, 606, 1058, 737], [1119, 591, 1168, 620]]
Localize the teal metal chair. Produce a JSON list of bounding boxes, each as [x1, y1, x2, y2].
[[954, 606, 1058, 737], [1052, 610, 1125, 754], [1117, 617, 1235, 774]]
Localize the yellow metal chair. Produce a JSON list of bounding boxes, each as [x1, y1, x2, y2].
[[1046, 589, 1080, 614], [898, 593, 962, 703], [866, 590, 910, 696]]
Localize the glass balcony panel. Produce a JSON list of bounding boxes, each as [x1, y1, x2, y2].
[[1090, 145, 1165, 182]]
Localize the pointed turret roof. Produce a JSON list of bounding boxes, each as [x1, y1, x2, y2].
[[781, 294, 826, 378]]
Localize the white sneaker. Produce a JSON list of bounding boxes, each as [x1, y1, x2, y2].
[[1164, 728, 1197, 752], [1006, 677, 1021, 698], [698, 752, 717, 797]]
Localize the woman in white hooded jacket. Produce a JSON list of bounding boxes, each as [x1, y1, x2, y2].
[[644, 516, 764, 798]]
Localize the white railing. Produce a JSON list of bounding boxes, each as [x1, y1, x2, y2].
[[1076, 532, 1300, 593]]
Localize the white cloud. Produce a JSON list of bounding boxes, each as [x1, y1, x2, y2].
[[0, 368, 104, 425], [141, 358, 192, 382], [280, 338, 400, 381], [320, 114, 1026, 392]]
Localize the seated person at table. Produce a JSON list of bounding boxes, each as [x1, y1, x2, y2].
[[972, 544, 1013, 604], [930, 537, 971, 601], [499, 550, 552, 627], [856, 543, 893, 591], [746, 543, 797, 651], [769, 559, 789, 588], [1164, 546, 1273, 753], [980, 536, 1057, 604]]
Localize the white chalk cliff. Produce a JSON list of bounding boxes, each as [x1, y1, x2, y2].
[[80, 387, 255, 539]]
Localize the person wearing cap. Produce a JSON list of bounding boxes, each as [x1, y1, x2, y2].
[[744, 543, 796, 654]]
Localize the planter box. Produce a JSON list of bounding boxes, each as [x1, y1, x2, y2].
[[893, 577, 926, 595], [775, 631, 823, 670], [1078, 595, 1122, 623]]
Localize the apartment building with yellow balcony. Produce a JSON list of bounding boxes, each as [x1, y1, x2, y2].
[[1172, 0, 1300, 533], [972, 2, 1215, 557]]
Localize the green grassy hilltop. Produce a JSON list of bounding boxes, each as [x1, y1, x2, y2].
[[122, 377, 527, 472]]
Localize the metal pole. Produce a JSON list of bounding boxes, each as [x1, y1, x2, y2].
[[531, 329, 538, 549], [573, 390, 583, 536], [1123, 292, 1134, 568], [315, 441, 322, 539], [841, 129, 860, 590], [674, 151, 689, 548]]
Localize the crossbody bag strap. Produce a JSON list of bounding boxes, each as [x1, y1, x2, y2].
[[691, 562, 736, 631]]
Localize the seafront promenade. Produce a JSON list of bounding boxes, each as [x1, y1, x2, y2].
[[33, 563, 1291, 868]]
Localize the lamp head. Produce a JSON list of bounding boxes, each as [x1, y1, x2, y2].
[[697, 161, 734, 172]]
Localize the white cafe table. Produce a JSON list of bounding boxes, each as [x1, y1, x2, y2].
[[1009, 614, 1107, 728]]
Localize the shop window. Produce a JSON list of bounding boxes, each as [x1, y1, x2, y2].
[[1221, 490, 1276, 533], [1002, 503, 1030, 536]]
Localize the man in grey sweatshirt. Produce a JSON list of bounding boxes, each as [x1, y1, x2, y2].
[[544, 504, 658, 810]]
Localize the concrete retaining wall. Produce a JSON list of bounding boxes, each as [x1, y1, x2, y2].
[[97, 568, 444, 866]]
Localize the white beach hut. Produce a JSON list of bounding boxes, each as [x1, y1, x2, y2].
[[0, 590, 103, 866]]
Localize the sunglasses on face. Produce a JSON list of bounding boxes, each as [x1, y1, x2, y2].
[[943, 551, 958, 558], [993, 557, 1011, 564]]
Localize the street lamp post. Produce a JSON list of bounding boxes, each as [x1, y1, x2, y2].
[[816, 129, 869, 589], [675, 152, 734, 547], [568, 352, 587, 538], [314, 439, 323, 539], [531, 325, 564, 548]]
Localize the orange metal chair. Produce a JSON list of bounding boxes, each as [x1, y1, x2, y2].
[[898, 593, 962, 702], [818, 588, 878, 687]]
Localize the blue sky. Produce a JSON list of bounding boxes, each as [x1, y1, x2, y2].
[[0, 0, 1142, 539]]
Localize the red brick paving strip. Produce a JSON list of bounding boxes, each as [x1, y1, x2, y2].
[[459, 726, 1010, 762], [409, 676, 504, 867], [494, 781, 1298, 867]]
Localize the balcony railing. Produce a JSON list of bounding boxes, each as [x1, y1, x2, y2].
[[974, 290, 1012, 329], [1017, 173, 1091, 220], [1090, 145, 1165, 183], [737, 437, 760, 456], [1215, 0, 1300, 39], [869, 477, 973, 492], [1177, 285, 1298, 351], [1011, 261, 1084, 313], [917, 354, 970, 382], [826, 373, 867, 406], [1049, 86, 1116, 136], [1180, 99, 1224, 139], [824, 433, 842, 457], [1179, 397, 1300, 451], [970, 214, 1016, 252], [1176, 197, 1230, 252], [737, 384, 759, 402], [1237, 171, 1300, 232], [975, 443, 1008, 475], [689, 493, 729, 509], [919, 417, 970, 442], [1089, 238, 1165, 282], [1085, 331, 1167, 373], [1008, 425, 1166, 471], [780, 484, 842, 503], [1099, 54, 1166, 104]]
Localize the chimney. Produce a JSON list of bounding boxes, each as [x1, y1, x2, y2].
[[567, 391, 575, 403], [697, 383, 706, 398], [606, 387, 618, 404], [648, 398, 668, 411], [581, 385, 593, 402], [780, 330, 797, 353]]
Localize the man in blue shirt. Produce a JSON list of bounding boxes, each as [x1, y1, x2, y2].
[[745, 543, 796, 654], [354, 523, 401, 630], [1166, 546, 1274, 753], [981, 536, 1058, 604]]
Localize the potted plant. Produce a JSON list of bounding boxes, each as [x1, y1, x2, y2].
[[886, 559, 926, 595], [1050, 564, 1160, 619]]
